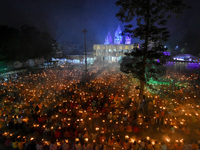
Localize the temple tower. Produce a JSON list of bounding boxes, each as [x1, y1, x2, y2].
[[114, 25, 122, 44], [104, 32, 112, 45], [125, 34, 131, 44]]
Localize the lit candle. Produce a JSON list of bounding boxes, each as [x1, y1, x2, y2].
[[85, 138, 88, 142], [146, 136, 150, 140], [95, 127, 99, 131], [30, 137, 34, 141], [125, 135, 129, 139], [130, 138, 135, 143]]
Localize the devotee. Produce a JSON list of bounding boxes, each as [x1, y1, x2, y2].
[[0, 64, 198, 150]]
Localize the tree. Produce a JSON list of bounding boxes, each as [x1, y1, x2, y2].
[[116, 0, 188, 105], [0, 25, 20, 62], [0, 25, 56, 63], [19, 25, 56, 61]]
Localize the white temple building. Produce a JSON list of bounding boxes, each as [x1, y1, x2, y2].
[[94, 25, 139, 63]]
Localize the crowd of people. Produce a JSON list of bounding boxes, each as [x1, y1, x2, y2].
[[0, 64, 199, 150]]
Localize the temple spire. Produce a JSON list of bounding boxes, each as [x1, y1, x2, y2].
[[104, 32, 112, 45], [125, 34, 131, 44], [114, 25, 122, 44]]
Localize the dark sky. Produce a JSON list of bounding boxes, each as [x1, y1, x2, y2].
[[0, 0, 200, 54]]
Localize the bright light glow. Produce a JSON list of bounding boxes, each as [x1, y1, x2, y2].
[[125, 35, 131, 44], [114, 25, 123, 44]]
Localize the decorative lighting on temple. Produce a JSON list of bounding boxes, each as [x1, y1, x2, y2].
[[104, 32, 112, 45], [114, 25, 123, 44], [104, 25, 132, 45], [125, 34, 131, 44], [163, 51, 170, 56]]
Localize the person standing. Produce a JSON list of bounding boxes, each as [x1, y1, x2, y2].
[[12, 139, 18, 150], [49, 141, 57, 150], [160, 142, 167, 150]]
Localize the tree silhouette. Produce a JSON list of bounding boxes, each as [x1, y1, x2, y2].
[[116, 0, 188, 105], [0, 25, 56, 63]]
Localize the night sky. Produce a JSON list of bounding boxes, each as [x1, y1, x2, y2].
[[0, 0, 200, 55]]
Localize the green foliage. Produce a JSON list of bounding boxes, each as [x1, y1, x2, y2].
[[0, 25, 56, 62], [120, 47, 168, 82]]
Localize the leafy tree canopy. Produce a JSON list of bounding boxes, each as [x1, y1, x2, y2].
[[0, 25, 56, 62], [116, 0, 188, 101]]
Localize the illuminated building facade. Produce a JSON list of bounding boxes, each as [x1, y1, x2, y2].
[[172, 54, 199, 62], [166, 54, 200, 70], [94, 25, 139, 63]]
